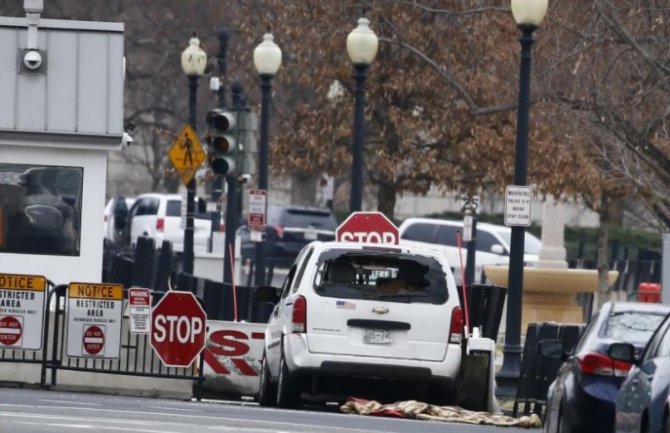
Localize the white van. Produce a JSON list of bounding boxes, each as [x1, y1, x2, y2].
[[255, 240, 463, 408], [398, 217, 542, 285]]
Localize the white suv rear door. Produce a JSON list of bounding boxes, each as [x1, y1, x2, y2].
[[302, 249, 457, 362]]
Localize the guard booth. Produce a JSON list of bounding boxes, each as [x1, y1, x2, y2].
[[0, 3, 125, 285]]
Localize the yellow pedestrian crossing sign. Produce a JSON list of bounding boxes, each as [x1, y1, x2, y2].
[[168, 124, 206, 185]]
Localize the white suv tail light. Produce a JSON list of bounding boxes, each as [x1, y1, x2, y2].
[[156, 217, 165, 232], [449, 306, 463, 344], [292, 295, 307, 333]]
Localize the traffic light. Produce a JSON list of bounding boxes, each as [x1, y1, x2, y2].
[[206, 109, 237, 175]]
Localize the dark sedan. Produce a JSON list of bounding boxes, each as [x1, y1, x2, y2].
[[614, 312, 670, 433], [543, 302, 670, 433]]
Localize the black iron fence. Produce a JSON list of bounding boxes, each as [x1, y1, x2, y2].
[[39, 284, 205, 397], [513, 322, 584, 419]]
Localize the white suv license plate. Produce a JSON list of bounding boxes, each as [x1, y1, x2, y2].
[[363, 329, 393, 345]]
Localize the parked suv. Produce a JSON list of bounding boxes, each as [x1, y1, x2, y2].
[[398, 217, 542, 285], [125, 193, 211, 253], [255, 240, 463, 408], [240, 205, 337, 265]]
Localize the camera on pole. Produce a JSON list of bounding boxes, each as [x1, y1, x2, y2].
[[206, 109, 237, 175]]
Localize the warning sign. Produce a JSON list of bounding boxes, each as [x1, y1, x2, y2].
[[65, 282, 123, 358], [168, 124, 206, 186], [128, 287, 151, 334], [0, 273, 47, 350]]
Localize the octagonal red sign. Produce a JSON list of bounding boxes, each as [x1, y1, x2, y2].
[[336, 211, 399, 244], [151, 291, 207, 368]]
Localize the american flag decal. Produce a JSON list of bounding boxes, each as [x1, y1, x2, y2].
[[336, 300, 356, 310]]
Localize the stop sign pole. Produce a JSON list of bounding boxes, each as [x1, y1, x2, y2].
[[336, 211, 399, 244], [151, 291, 207, 368]]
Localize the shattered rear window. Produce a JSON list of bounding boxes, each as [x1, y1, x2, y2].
[[601, 311, 667, 345], [312, 249, 448, 304]]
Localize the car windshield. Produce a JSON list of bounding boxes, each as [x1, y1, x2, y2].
[[312, 249, 448, 304], [494, 229, 542, 255], [601, 311, 667, 346]]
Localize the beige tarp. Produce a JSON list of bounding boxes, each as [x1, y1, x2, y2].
[[341, 398, 542, 428]]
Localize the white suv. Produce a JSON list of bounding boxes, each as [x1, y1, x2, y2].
[[398, 217, 542, 285], [255, 240, 463, 408], [127, 193, 212, 253]]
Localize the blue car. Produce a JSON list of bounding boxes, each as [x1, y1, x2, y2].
[[614, 312, 670, 433], [543, 302, 669, 433]]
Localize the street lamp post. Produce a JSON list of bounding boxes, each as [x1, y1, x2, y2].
[[497, 0, 548, 394], [180, 33, 207, 275], [253, 32, 282, 286], [346, 17, 378, 213]]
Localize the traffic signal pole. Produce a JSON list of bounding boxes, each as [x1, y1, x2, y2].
[[210, 30, 229, 254], [223, 82, 243, 285]]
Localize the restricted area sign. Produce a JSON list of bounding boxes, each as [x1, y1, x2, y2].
[[66, 282, 124, 358], [151, 291, 207, 368], [504, 185, 533, 227], [0, 273, 47, 350], [168, 124, 206, 186], [336, 212, 399, 244]]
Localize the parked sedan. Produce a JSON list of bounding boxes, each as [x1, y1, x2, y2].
[[543, 302, 670, 433], [614, 312, 670, 433]]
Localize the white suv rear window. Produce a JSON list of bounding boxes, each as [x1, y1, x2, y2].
[[313, 249, 448, 305]]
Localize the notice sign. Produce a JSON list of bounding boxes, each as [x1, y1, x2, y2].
[[128, 287, 151, 334], [66, 282, 123, 358], [504, 185, 533, 227], [0, 273, 47, 350]]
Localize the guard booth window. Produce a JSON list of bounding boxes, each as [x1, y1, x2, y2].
[[0, 163, 83, 256]]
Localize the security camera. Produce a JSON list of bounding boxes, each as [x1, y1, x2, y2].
[[122, 132, 134, 147], [23, 50, 42, 70], [238, 173, 252, 184]]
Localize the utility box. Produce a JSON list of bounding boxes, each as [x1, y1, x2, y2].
[[0, 10, 125, 285]]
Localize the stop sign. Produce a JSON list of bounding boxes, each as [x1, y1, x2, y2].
[[336, 212, 399, 244], [151, 291, 207, 368]]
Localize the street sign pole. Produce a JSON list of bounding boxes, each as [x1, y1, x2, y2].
[[184, 76, 199, 275]]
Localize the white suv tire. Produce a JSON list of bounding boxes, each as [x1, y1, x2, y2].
[[276, 353, 300, 408], [257, 354, 277, 407]]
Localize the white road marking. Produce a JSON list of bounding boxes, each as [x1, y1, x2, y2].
[[0, 405, 378, 433], [37, 399, 103, 406], [145, 405, 200, 412]]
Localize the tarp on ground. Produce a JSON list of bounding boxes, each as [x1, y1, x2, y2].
[[341, 398, 542, 428]]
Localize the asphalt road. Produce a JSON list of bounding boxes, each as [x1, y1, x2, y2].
[[0, 388, 536, 433]]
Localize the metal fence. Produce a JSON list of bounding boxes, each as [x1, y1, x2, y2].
[[1, 283, 205, 398]]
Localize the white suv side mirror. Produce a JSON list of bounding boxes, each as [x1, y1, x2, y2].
[[490, 244, 506, 255]]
